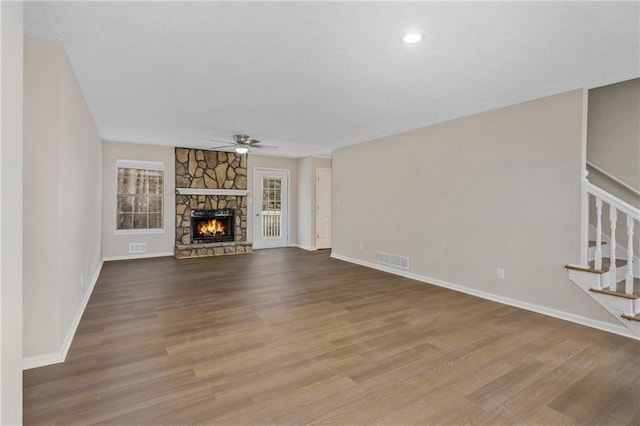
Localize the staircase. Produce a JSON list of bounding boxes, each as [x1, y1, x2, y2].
[[565, 171, 640, 337]]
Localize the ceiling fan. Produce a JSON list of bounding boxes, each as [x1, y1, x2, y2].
[[209, 134, 277, 154]]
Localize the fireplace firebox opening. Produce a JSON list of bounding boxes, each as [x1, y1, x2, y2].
[[191, 209, 235, 243]]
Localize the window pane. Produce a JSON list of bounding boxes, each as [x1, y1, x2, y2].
[[133, 213, 148, 229], [117, 195, 134, 213], [148, 195, 162, 213], [148, 177, 163, 194], [117, 169, 131, 195], [148, 213, 162, 229], [133, 195, 148, 213], [117, 213, 133, 230]]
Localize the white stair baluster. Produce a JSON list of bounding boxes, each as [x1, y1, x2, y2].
[[595, 198, 603, 270], [609, 207, 617, 290], [625, 216, 634, 295]]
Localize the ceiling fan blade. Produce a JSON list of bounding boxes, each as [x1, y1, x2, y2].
[[247, 139, 278, 149], [209, 144, 235, 150], [209, 138, 233, 145]]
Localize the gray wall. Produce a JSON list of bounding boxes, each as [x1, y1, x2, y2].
[[23, 36, 103, 362], [332, 89, 616, 325], [1, 2, 24, 422], [102, 141, 176, 259], [587, 78, 640, 192], [296, 156, 313, 249]]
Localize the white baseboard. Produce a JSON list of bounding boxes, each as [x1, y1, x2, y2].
[[330, 253, 637, 341], [294, 244, 317, 251], [23, 260, 104, 370], [103, 251, 174, 262], [22, 352, 64, 370]]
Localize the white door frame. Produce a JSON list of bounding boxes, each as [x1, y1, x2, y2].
[[252, 167, 290, 249]]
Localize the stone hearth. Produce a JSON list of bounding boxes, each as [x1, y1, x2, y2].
[[174, 148, 252, 258]]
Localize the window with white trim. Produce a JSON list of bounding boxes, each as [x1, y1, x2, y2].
[[116, 160, 164, 231]]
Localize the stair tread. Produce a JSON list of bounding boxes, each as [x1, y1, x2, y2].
[[590, 278, 640, 299], [565, 257, 627, 274], [588, 257, 628, 273], [565, 264, 603, 274], [621, 313, 640, 322]]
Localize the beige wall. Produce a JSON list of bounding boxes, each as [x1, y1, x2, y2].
[[297, 156, 332, 249], [333, 89, 616, 325], [587, 78, 640, 191], [296, 157, 313, 248], [1, 2, 23, 422], [23, 36, 103, 362], [58, 44, 104, 340], [247, 155, 298, 246], [102, 142, 175, 259], [23, 36, 60, 357]]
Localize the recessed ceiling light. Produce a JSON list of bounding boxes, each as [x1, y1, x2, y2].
[[402, 32, 424, 44]]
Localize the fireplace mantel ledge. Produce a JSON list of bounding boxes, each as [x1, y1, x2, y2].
[[175, 188, 249, 196]]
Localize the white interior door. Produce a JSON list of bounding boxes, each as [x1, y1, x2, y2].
[[316, 168, 332, 249], [253, 169, 289, 249]]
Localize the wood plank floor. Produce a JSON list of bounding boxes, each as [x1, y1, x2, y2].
[[23, 248, 640, 425]]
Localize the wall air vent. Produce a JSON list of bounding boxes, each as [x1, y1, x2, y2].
[[374, 251, 410, 270], [129, 243, 146, 254]]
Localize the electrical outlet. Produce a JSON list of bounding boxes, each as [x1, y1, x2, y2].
[[80, 274, 84, 287], [497, 268, 505, 280], [359, 242, 364, 250]]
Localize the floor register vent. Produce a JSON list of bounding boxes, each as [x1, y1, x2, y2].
[[374, 251, 410, 270]]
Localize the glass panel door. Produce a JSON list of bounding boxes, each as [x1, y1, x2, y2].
[[253, 169, 289, 249]]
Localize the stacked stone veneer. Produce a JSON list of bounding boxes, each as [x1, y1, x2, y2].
[[174, 148, 252, 258]]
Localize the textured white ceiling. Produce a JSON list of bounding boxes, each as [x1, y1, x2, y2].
[[24, 1, 640, 158]]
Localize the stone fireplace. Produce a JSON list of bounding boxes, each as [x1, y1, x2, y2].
[[174, 148, 252, 258]]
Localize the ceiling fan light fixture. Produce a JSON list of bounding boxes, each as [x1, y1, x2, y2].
[[235, 146, 249, 154]]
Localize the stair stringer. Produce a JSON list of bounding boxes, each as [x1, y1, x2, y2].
[[566, 268, 640, 337]]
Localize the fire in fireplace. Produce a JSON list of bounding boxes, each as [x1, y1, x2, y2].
[[191, 209, 235, 243]]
